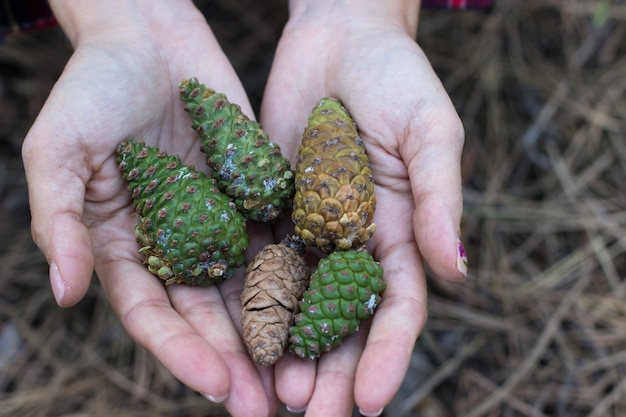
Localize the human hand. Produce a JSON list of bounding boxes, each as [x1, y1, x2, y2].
[[260, 1, 466, 415], [22, 1, 277, 415]]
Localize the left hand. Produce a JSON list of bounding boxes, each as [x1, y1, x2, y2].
[[260, 2, 466, 415], [22, 2, 278, 415]]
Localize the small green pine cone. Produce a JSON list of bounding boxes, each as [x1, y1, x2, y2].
[[116, 140, 249, 286], [288, 247, 385, 360], [179, 78, 295, 223]]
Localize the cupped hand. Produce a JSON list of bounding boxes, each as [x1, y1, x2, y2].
[[21, 2, 277, 415], [260, 5, 466, 416]]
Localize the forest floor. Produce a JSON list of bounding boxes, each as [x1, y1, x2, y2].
[[1, 1, 626, 416]]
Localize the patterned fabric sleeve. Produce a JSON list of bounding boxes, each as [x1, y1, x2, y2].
[[421, 0, 494, 10], [0, 0, 493, 36], [0, 0, 57, 34]]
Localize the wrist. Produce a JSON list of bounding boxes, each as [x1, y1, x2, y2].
[[48, 0, 200, 46], [287, 0, 420, 37]]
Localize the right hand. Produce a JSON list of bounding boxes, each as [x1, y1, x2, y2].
[[260, 1, 466, 415]]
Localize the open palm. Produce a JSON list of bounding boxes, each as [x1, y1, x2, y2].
[[22, 8, 277, 417], [261, 14, 466, 417]]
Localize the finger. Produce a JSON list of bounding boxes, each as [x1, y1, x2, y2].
[[254, 361, 280, 416], [355, 240, 427, 415], [275, 353, 317, 412], [405, 103, 467, 281], [303, 331, 367, 417], [169, 283, 273, 417], [98, 253, 232, 402], [22, 124, 94, 307], [218, 260, 281, 415]]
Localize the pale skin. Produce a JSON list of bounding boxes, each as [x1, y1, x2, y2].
[[21, 1, 465, 416]]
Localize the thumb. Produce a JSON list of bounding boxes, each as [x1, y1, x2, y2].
[[405, 108, 467, 282], [22, 120, 94, 307]]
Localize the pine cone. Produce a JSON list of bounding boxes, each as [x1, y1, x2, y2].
[[292, 97, 376, 253], [289, 247, 385, 360], [241, 236, 310, 366], [179, 78, 295, 223], [116, 140, 249, 286]]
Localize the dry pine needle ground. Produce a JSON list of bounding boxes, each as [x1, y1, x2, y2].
[[1, 0, 626, 416]]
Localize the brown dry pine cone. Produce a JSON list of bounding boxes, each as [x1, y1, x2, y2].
[[241, 236, 310, 366]]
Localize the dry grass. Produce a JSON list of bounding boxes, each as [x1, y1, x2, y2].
[[1, 0, 625, 416]]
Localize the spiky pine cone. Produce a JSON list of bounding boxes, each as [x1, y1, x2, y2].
[[288, 247, 385, 360], [116, 140, 249, 286], [292, 97, 376, 253], [241, 235, 310, 366], [179, 78, 295, 223]]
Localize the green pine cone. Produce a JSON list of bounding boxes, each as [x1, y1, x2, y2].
[[288, 247, 385, 360], [179, 78, 295, 223], [116, 140, 249, 286]]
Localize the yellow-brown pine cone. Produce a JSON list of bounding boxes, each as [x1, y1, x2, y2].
[[292, 98, 376, 253], [241, 236, 310, 366]]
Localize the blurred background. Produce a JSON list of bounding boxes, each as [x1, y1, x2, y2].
[[1, 0, 626, 416]]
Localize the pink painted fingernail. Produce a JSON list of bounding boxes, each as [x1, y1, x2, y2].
[[457, 237, 468, 279], [50, 262, 65, 305]]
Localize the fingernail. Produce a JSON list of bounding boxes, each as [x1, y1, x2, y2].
[[204, 392, 228, 403], [359, 407, 384, 417], [457, 237, 468, 279], [50, 262, 65, 305], [286, 405, 307, 413]]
